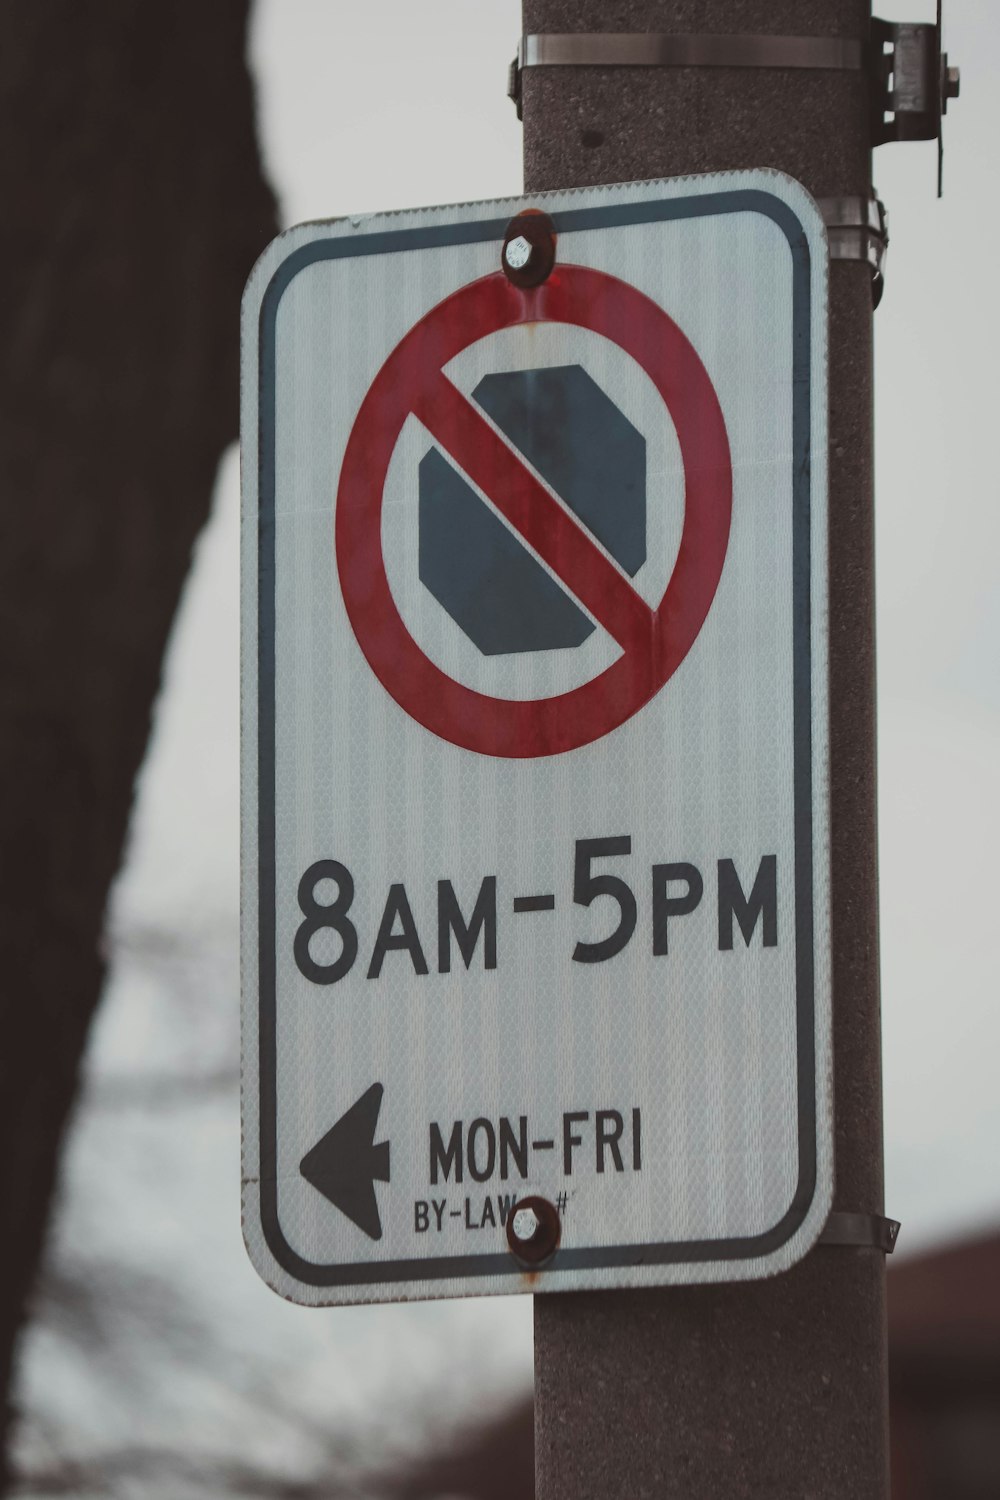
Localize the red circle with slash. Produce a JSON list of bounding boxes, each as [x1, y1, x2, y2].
[[335, 265, 732, 758]]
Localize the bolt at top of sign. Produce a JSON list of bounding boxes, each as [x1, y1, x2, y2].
[[501, 209, 556, 287], [505, 235, 532, 270]]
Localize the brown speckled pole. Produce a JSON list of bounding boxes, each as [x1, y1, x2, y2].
[[523, 3, 888, 1496]]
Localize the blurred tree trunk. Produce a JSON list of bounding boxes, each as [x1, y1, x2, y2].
[[0, 1, 277, 1481]]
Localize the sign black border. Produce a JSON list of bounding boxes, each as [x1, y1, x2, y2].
[[253, 187, 820, 1288]]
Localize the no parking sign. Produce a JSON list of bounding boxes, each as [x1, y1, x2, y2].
[[241, 172, 833, 1304]]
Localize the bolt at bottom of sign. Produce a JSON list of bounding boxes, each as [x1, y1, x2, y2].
[[505, 1194, 562, 1266], [512, 1206, 539, 1241]]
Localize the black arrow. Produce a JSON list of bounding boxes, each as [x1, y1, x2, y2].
[[299, 1082, 391, 1241]]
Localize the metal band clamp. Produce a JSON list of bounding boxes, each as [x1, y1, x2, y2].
[[817, 194, 888, 306], [508, 10, 959, 194], [819, 1212, 900, 1253], [509, 32, 863, 118], [517, 32, 863, 77]]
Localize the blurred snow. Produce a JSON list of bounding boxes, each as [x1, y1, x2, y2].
[[10, 0, 1000, 1493]]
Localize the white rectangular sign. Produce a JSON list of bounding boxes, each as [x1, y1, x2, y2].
[[241, 171, 832, 1304]]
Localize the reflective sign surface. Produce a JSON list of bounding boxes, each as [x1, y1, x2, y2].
[[241, 172, 832, 1304]]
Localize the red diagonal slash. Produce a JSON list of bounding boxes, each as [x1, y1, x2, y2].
[[336, 264, 732, 758], [411, 370, 655, 654]]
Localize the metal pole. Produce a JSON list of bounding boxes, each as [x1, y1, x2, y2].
[[522, 2, 888, 1496]]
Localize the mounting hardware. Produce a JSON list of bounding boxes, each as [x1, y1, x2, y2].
[[819, 1212, 900, 1253], [817, 194, 888, 307], [508, 8, 959, 194], [871, 1, 959, 195], [501, 210, 557, 288], [506, 1195, 562, 1266], [508, 32, 864, 120]]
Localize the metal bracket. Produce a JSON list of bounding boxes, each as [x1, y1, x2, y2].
[[819, 1212, 900, 1253], [818, 194, 888, 307], [871, 2, 959, 194], [508, 9, 959, 195]]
